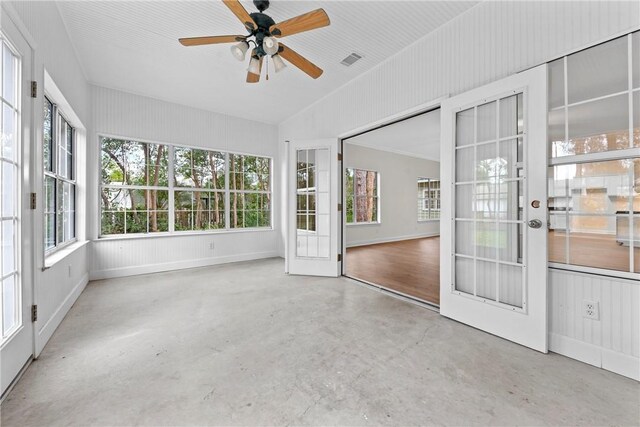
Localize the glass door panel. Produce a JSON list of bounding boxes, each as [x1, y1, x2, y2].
[[453, 93, 525, 308]]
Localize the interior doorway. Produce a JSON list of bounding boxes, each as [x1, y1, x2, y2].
[[341, 108, 441, 306]]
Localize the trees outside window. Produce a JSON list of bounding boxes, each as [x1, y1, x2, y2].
[[101, 138, 169, 235], [99, 137, 271, 236], [44, 97, 76, 251], [345, 168, 379, 224]]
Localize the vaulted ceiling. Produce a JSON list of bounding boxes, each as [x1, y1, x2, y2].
[[57, 1, 478, 124]]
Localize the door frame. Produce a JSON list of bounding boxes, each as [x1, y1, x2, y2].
[[337, 97, 446, 301], [0, 5, 36, 399]]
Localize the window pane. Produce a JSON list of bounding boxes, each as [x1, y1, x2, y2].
[[2, 275, 17, 335], [567, 35, 627, 104], [2, 102, 16, 162], [477, 101, 496, 142], [548, 58, 564, 109], [175, 191, 225, 231], [66, 124, 73, 179], [633, 31, 639, 89], [44, 176, 56, 249], [43, 99, 53, 172], [2, 220, 15, 276], [2, 44, 16, 106]]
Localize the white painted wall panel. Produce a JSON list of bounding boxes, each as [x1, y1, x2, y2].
[[4, 1, 92, 357], [90, 86, 280, 278], [343, 144, 439, 246], [549, 269, 639, 380]]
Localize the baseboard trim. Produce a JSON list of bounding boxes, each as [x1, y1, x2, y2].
[[35, 272, 89, 357], [549, 333, 639, 381], [89, 251, 280, 280], [346, 233, 440, 248]]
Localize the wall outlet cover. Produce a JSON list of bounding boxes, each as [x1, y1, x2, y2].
[[583, 300, 600, 320]]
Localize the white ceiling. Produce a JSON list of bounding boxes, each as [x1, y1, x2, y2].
[[56, 0, 478, 124], [345, 108, 440, 161]]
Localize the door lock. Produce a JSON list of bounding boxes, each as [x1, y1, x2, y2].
[[528, 219, 543, 229]]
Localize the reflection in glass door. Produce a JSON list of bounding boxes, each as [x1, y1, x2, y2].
[[1, 37, 21, 344], [296, 148, 330, 258], [453, 93, 527, 309]]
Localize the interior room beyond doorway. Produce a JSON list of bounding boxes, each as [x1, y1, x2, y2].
[[343, 109, 441, 305]]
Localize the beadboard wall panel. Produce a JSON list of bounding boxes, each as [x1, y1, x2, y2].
[[549, 269, 639, 380], [90, 86, 280, 278], [279, 1, 639, 140]]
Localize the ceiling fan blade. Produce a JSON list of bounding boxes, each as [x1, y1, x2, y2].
[[269, 9, 330, 38], [247, 58, 263, 83], [222, 0, 256, 32], [278, 44, 323, 79], [179, 35, 246, 46]]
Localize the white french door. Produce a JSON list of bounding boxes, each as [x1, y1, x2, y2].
[[440, 65, 548, 352], [1, 15, 34, 396], [287, 139, 341, 277]]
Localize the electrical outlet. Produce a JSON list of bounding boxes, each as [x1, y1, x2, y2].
[[583, 300, 600, 320], [209, 242, 215, 250]]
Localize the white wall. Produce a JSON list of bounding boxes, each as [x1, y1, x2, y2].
[[89, 86, 280, 279], [344, 144, 439, 247], [278, 1, 640, 379], [4, 1, 92, 356], [549, 269, 639, 380]]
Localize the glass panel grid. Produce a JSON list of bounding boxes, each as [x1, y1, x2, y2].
[[454, 93, 526, 309], [1, 40, 20, 342], [297, 149, 329, 258], [547, 31, 639, 274]]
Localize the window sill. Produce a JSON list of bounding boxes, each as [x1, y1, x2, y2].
[[97, 227, 275, 241], [346, 222, 381, 227], [44, 240, 89, 270]]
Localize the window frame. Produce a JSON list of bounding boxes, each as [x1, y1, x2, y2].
[[417, 177, 441, 222], [98, 135, 273, 238], [547, 31, 640, 280], [44, 95, 77, 254], [345, 167, 380, 225]]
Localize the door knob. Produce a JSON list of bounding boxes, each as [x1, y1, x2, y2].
[[528, 219, 543, 229]]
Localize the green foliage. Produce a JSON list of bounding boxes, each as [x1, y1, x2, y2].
[[100, 138, 271, 235]]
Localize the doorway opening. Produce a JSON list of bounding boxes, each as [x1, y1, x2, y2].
[[341, 108, 441, 306]]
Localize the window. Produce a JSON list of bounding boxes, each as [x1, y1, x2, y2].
[[548, 31, 639, 275], [418, 178, 440, 220], [229, 153, 271, 229], [43, 97, 76, 251], [101, 138, 169, 235], [345, 168, 379, 224], [99, 137, 271, 236], [174, 147, 225, 231]]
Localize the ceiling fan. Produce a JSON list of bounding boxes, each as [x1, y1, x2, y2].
[[179, 0, 330, 83]]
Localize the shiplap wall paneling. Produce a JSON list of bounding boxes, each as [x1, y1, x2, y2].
[[549, 269, 639, 380]]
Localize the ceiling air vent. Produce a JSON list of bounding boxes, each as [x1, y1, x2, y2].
[[340, 53, 363, 66]]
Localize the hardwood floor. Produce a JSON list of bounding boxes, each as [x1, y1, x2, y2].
[[345, 232, 637, 307], [345, 237, 440, 305], [548, 230, 639, 273]]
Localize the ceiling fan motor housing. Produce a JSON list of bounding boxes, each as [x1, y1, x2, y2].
[[249, 11, 276, 58]]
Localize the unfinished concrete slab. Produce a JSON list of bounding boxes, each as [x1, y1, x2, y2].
[[1, 259, 638, 426]]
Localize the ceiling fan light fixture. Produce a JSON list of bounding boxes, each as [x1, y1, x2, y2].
[[230, 41, 249, 61], [263, 36, 279, 56], [272, 54, 287, 73], [247, 56, 261, 75]]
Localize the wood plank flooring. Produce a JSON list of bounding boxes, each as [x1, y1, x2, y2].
[[345, 232, 636, 307], [345, 237, 440, 305]]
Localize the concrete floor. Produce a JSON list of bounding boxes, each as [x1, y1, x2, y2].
[[1, 259, 638, 426]]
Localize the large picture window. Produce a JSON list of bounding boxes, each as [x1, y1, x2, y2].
[[99, 137, 271, 236], [345, 168, 379, 224], [417, 178, 440, 220], [548, 31, 639, 275], [44, 97, 76, 251]]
